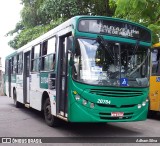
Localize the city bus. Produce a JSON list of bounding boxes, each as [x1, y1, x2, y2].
[[4, 16, 152, 127], [149, 43, 160, 116]]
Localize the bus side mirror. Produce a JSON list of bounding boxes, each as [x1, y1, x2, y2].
[[67, 36, 73, 52]]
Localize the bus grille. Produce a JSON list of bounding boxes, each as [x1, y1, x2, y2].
[[89, 89, 143, 97], [97, 104, 136, 108]]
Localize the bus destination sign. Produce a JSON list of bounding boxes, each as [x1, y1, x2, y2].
[[78, 19, 151, 42]]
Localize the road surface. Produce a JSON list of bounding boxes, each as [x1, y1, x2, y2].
[[0, 96, 160, 146]]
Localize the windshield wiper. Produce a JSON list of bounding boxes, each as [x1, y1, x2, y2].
[[96, 35, 114, 60]]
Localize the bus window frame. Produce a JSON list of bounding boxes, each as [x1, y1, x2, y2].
[[31, 44, 41, 73], [41, 36, 57, 72], [17, 52, 23, 75], [11, 56, 17, 75]]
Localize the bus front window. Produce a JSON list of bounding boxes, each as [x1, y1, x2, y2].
[[73, 38, 149, 87]]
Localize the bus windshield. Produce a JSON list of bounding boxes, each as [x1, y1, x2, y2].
[[73, 38, 149, 87]]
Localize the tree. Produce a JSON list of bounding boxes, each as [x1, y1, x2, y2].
[[8, 18, 64, 49], [40, 0, 116, 20], [115, 0, 160, 43], [88, 0, 116, 16], [7, 0, 116, 49]]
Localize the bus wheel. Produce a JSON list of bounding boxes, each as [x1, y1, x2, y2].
[[13, 89, 21, 108], [44, 98, 59, 127]]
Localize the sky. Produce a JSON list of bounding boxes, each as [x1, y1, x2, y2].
[[0, 0, 22, 71]]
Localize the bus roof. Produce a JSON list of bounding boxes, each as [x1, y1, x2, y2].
[[5, 15, 151, 57], [5, 51, 17, 60]]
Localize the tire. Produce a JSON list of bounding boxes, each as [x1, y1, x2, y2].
[[13, 89, 22, 108], [147, 102, 156, 118], [147, 102, 151, 118], [148, 110, 157, 118], [43, 98, 60, 127]]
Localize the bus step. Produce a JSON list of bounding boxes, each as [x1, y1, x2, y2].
[[57, 115, 68, 121], [25, 104, 30, 108]]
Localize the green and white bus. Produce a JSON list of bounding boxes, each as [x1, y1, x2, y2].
[[4, 16, 152, 126]]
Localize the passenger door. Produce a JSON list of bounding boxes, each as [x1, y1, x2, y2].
[[8, 59, 12, 97], [23, 51, 30, 103], [56, 36, 69, 118]]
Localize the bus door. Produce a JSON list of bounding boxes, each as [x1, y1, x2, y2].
[[8, 59, 12, 97], [56, 36, 69, 118], [23, 51, 30, 103]]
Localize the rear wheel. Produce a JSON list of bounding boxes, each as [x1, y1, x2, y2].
[[13, 89, 22, 108], [44, 98, 60, 127]]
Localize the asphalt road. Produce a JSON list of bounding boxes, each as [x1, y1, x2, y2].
[[0, 96, 160, 146]]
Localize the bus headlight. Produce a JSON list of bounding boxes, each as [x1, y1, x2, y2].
[[73, 91, 94, 108], [75, 94, 81, 101], [82, 100, 87, 105], [138, 104, 142, 109], [142, 101, 146, 106], [137, 99, 148, 109], [90, 103, 95, 108]]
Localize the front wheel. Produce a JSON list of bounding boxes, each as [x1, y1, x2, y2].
[[13, 89, 22, 108], [44, 98, 60, 127]]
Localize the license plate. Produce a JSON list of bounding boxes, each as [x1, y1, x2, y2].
[[111, 112, 124, 117]]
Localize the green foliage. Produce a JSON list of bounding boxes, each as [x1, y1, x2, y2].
[[8, 18, 64, 49], [115, 0, 160, 44], [40, 0, 116, 19], [7, 0, 159, 49], [6, 22, 24, 36], [7, 0, 116, 49], [40, 0, 83, 19], [89, 0, 116, 16], [21, 0, 49, 27]]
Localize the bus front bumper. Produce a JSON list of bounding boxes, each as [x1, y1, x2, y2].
[[69, 102, 148, 122]]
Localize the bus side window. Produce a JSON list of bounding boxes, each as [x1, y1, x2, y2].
[[17, 55, 19, 74], [50, 54, 56, 70], [5, 60, 8, 75], [17, 53, 23, 74], [156, 51, 160, 75], [14, 56, 17, 74], [31, 45, 40, 72], [41, 37, 56, 71], [48, 37, 56, 71], [11, 57, 13, 74], [41, 41, 48, 71], [11, 56, 17, 75]]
